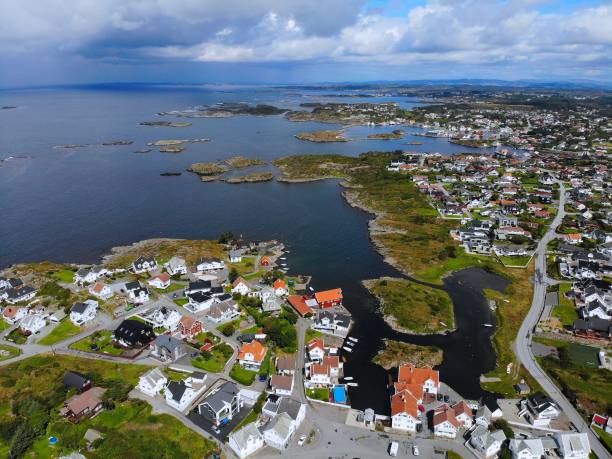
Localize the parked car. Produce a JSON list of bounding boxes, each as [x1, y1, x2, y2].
[[298, 435, 306, 446], [413, 445, 420, 456]]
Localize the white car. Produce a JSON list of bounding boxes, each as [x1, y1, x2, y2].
[[297, 435, 307, 446], [413, 445, 420, 456]]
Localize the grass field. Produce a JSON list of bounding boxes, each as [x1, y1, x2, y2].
[[38, 319, 81, 345], [191, 343, 233, 373], [365, 277, 454, 333], [306, 388, 329, 402], [70, 330, 124, 355], [0, 344, 21, 362], [229, 364, 257, 386], [52, 269, 76, 283], [173, 298, 188, 306], [498, 255, 532, 267]]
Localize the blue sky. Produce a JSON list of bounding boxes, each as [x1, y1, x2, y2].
[[0, 0, 611, 87]]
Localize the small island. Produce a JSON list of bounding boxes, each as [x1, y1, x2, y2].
[[140, 121, 192, 127], [187, 156, 267, 182], [188, 162, 228, 176], [159, 103, 288, 118], [367, 129, 404, 140], [295, 130, 348, 142], [159, 146, 185, 153], [373, 340, 443, 370], [224, 172, 274, 184]]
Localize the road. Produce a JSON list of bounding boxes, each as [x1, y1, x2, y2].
[[515, 180, 611, 459]]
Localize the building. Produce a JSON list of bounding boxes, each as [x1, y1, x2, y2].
[[197, 381, 243, 426], [554, 432, 590, 459], [132, 256, 158, 274], [469, 425, 506, 457], [522, 393, 560, 427], [314, 288, 343, 308], [262, 396, 306, 428], [390, 390, 420, 432], [69, 300, 98, 326], [452, 400, 473, 428], [228, 422, 264, 459], [137, 368, 168, 397], [269, 375, 294, 396], [165, 257, 188, 276], [2, 306, 27, 324], [60, 387, 106, 423], [178, 316, 203, 339], [114, 319, 155, 348], [208, 300, 241, 323], [273, 279, 287, 296], [150, 335, 188, 362], [232, 277, 251, 295], [165, 375, 206, 412], [62, 371, 92, 393], [19, 314, 46, 335], [88, 282, 113, 300], [509, 438, 546, 459], [395, 363, 440, 399], [307, 337, 325, 361], [287, 295, 315, 317], [238, 340, 268, 371], [433, 404, 460, 438], [148, 273, 171, 290], [275, 355, 296, 375], [197, 257, 225, 271], [263, 412, 295, 450]]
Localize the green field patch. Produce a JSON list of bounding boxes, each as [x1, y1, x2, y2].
[[38, 319, 81, 345], [229, 364, 257, 386], [0, 344, 21, 362]]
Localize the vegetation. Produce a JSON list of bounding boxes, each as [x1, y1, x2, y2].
[[52, 269, 75, 283], [187, 162, 228, 176], [191, 343, 233, 373], [70, 330, 124, 355], [224, 156, 265, 169], [306, 388, 328, 402], [491, 419, 515, 439], [224, 172, 274, 183], [0, 344, 20, 362], [365, 277, 454, 333], [373, 340, 442, 370], [5, 330, 27, 345], [229, 364, 257, 386], [295, 130, 348, 142], [38, 319, 81, 345], [366, 130, 404, 140]]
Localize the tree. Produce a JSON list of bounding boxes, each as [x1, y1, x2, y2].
[[218, 231, 235, 244], [221, 324, 235, 337], [228, 267, 239, 283], [9, 422, 36, 459], [491, 419, 514, 439]]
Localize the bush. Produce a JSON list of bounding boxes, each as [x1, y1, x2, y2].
[[491, 419, 514, 439], [9, 422, 36, 459], [220, 324, 235, 337]]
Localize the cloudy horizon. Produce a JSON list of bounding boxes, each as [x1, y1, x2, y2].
[[1, 0, 611, 88]]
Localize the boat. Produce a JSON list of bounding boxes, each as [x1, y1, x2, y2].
[[344, 341, 354, 347], [439, 321, 447, 327], [343, 376, 354, 381], [280, 257, 286, 260], [483, 323, 494, 328], [342, 346, 353, 352], [346, 382, 359, 387], [347, 337, 358, 343]]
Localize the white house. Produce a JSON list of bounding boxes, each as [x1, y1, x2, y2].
[[307, 338, 325, 362], [228, 423, 264, 459], [129, 287, 150, 304], [269, 375, 294, 396], [390, 390, 420, 432], [523, 394, 560, 427], [137, 368, 168, 397], [469, 425, 506, 458], [74, 267, 106, 285], [262, 397, 306, 429], [132, 256, 158, 274], [149, 307, 181, 331], [509, 438, 545, 459], [186, 292, 217, 313], [148, 273, 171, 290], [452, 401, 473, 429], [70, 300, 98, 326], [232, 278, 251, 295], [197, 257, 225, 272], [88, 282, 113, 300], [2, 306, 28, 325], [433, 406, 460, 438], [19, 314, 46, 335], [273, 279, 287, 296], [165, 376, 206, 412], [263, 412, 295, 450], [164, 257, 187, 276], [229, 250, 243, 263], [208, 300, 241, 323], [554, 432, 590, 459]]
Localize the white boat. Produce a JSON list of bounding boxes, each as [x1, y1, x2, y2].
[[280, 257, 286, 260], [345, 341, 354, 347], [342, 346, 353, 352], [346, 382, 359, 387], [343, 376, 354, 381], [439, 321, 447, 327], [347, 337, 358, 343], [483, 323, 494, 328]]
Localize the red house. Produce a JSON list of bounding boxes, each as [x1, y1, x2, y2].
[[260, 256, 271, 267], [315, 288, 343, 309], [179, 316, 203, 339]]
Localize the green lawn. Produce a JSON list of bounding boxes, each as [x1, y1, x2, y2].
[[0, 344, 21, 362], [191, 343, 233, 373], [593, 427, 612, 453], [552, 283, 578, 326], [70, 330, 124, 356], [229, 364, 257, 386], [173, 298, 188, 306], [5, 329, 27, 345], [155, 283, 184, 294], [305, 328, 322, 342], [38, 319, 81, 345], [306, 388, 328, 402], [498, 255, 532, 267], [0, 320, 11, 332], [258, 352, 274, 376], [52, 269, 76, 283], [217, 319, 241, 336]]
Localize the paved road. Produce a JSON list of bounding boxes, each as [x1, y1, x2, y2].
[[515, 181, 611, 459]]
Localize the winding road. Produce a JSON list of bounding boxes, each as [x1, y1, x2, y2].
[[515, 180, 611, 459]]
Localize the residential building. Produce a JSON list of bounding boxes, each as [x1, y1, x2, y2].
[[469, 425, 506, 457], [132, 256, 158, 274], [114, 319, 155, 348], [88, 282, 113, 300], [165, 257, 187, 275], [238, 340, 267, 371], [269, 375, 294, 396], [228, 422, 264, 459], [19, 314, 46, 335], [60, 387, 106, 423], [314, 288, 343, 308], [178, 316, 203, 339], [390, 390, 420, 432], [137, 367, 168, 397], [150, 335, 188, 362], [197, 381, 243, 426], [148, 273, 171, 290], [263, 412, 294, 450], [433, 404, 460, 438], [69, 300, 98, 326]]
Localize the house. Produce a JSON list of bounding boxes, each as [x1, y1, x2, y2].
[[148, 273, 171, 290], [137, 367, 168, 397], [232, 277, 251, 295], [70, 300, 98, 326], [178, 316, 203, 339], [114, 319, 155, 348], [228, 422, 264, 459], [307, 337, 325, 361], [186, 291, 217, 313], [509, 438, 545, 459], [433, 404, 460, 438], [151, 335, 188, 362], [452, 400, 473, 428], [470, 425, 506, 457], [273, 279, 287, 296], [19, 314, 46, 335], [185, 280, 211, 295], [229, 250, 243, 263], [308, 362, 332, 386], [62, 371, 92, 393], [132, 256, 157, 274], [164, 257, 187, 276], [269, 375, 294, 396], [395, 363, 440, 399], [287, 295, 315, 317], [5, 286, 37, 304], [554, 432, 590, 459], [312, 311, 351, 336], [208, 300, 240, 323], [165, 375, 206, 411], [260, 256, 270, 266], [263, 412, 295, 450], [149, 306, 181, 330], [562, 233, 583, 245], [2, 306, 27, 324], [197, 381, 243, 426], [74, 267, 106, 285], [197, 257, 225, 272], [125, 281, 150, 304], [262, 295, 283, 313], [275, 355, 296, 375], [315, 288, 343, 308], [523, 393, 560, 427], [390, 389, 420, 432], [238, 340, 267, 371], [262, 396, 306, 428], [88, 282, 113, 300], [60, 387, 106, 423]]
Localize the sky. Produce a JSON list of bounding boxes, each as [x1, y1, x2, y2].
[[0, 0, 611, 88]]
